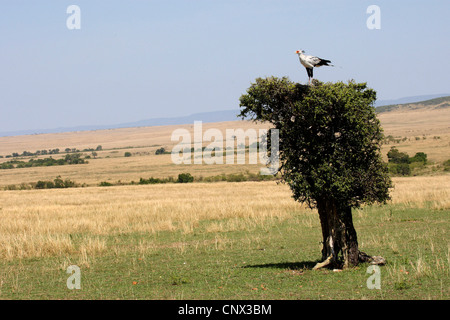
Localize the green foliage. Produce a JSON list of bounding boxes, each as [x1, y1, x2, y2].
[[8, 149, 61, 157], [387, 147, 427, 165], [389, 162, 411, 176], [64, 153, 86, 164], [387, 148, 428, 176], [239, 77, 392, 209], [0, 154, 86, 170], [387, 147, 410, 164], [138, 177, 173, 184], [197, 172, 276, 183], [177, 173, 194, 183], [136, 172, 275, 185], [35, 180, 55, 189], [155, 147, 168, 155], [1, 163, 14, 169], [99, 181, 113, 187], [124, 152, 132, 157], [410, 152, 427, 164], [444, 159, 450, 172], [34, 176, 77, 189]]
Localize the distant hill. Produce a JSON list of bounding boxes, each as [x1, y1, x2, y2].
[[375, 96, 450, 113], [1, 93, 449, 137], [373, 93, 450, 107], [0, 109, 245, 137]]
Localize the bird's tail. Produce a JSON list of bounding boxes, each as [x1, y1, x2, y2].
[[318, 59, 335, 67], [328, 63, 342, 69]]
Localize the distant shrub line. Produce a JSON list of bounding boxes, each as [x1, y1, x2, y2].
[[2, 171, 278, 190], [4, 176, 80, 190], [196, 172, 275, 183], [0, 145, 102, 159], [104, 172, 276, 187], [0, 153, 87, 170], [131, 173, 194, 185]]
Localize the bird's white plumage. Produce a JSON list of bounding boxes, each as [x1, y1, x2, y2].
[[298, 52, 323, 68], [295, 49, 333, 84]]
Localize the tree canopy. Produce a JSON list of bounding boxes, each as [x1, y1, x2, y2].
[[239, 77, 392, 268], [239, 77, 391, 209]]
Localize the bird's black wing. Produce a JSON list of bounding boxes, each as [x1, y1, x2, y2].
[[316, 58, 332, 66]]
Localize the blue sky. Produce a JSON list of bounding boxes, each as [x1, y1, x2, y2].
[[1, 0, 449, 132]]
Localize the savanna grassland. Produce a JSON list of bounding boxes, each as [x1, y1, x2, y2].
[[0, 105, 449, 300]]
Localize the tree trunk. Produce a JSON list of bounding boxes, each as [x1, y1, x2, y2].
[[341, 206, 360, 267], [314, 198, 360, 269]]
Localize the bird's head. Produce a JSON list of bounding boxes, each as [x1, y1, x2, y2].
[[295, 50, 304, 55]]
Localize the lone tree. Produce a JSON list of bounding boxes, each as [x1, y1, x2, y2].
[[239, 77, 392, 269]]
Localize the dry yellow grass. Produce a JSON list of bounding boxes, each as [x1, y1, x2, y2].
[[388, 175, 450, 210], [377, 107, 450, 137], [0, 175, 448, 261], [0, 181, 304, 260]]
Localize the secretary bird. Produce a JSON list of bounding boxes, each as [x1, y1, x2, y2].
[[295, 50, 334, 84]]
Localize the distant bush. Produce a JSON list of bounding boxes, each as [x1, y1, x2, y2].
[[34, 176, 78, 189], [124, 152, 132, 157], [5, 183, 35, 190], [389, 163, 411, 176], [177, 173, 194, 183], [35, 180, 55, 189], [387, 147, 429, 176], [410, 152, 427, 164], [155, 147, 170, 154], [64, 153, 86, 164], [54, 176, 76, 188], [1, 163, 14, 169], [99, 181, 113, 187], [444, 159, 450, 172], [387, 147, 410, 164]]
